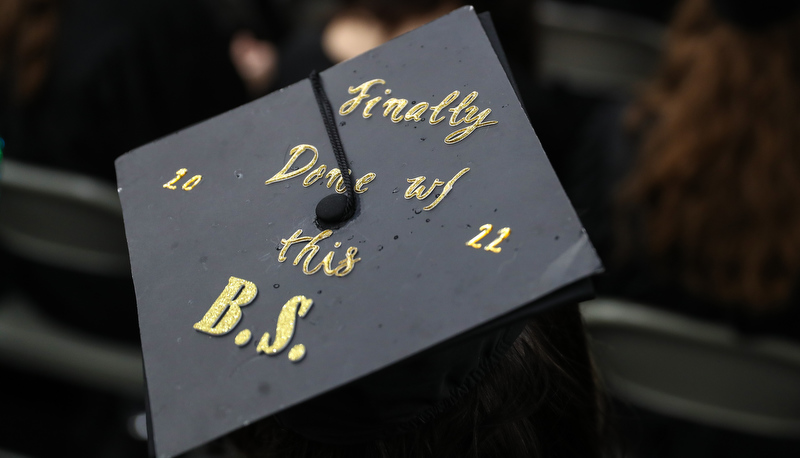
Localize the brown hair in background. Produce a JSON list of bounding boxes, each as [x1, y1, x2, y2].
[[618, 0, 800, 311], [0, 0, 60, 103]]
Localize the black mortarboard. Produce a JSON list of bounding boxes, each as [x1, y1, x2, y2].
[[115, 7, 602, 457]]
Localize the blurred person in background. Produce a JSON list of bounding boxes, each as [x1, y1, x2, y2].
[[616, 0, 800, 324], [273, 0, 536, 102], [572, 0, 800, 339], [214, 0, 289, 97], [0, 1, 281, 456], [0, 0, 293, 340], [0, 0, 256, 182], [0, 0, 263, 345], [566, 0, 800, 453]]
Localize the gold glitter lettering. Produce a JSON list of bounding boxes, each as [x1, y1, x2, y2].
[[422, 167, 470, 210], [193, 277, 258, 335], [288, 344, 306, 362], [404, 176, 444, 200], [354, 173, 376, 193], [338, 79, 498, 143], [448, 91, 479, 126], [325, 168, 350, 193], [462, 106, 481, 123], [429, 91, 460, 125], [332, 247, 361, 277], [235, 329, 252, 346], [466, 224, 511, 253], [484, 227, 511, 253], [444, 109, 497, 144], [404, 102, 429, 122], [163, 168, 187, 190], [262, 144, 377, 194], [307, 250, 338, 275], [363, 97, 382, 118], [339, 79, 386, 115], [382, 98, 408, 123], [278, 229, 361, 277], [265, 144, 318, 185], [466, 224, 493, 249], [181, 175, 202, 190], [279, 230, 313, 262], [257, 295, 313, 355], [303, 165, 327, 187], [292, 230, 333, 272], [295, 162, 374, 193]]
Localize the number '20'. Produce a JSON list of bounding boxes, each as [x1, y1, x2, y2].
[[163, 168, 202, 190]]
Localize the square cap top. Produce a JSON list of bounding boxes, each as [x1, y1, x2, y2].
[[115, 7, 602, 458]]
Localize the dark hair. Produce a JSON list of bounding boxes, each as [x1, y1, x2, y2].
[[228, 304, 614, 458], [618, 0, 800, 311], [0, 0, 60, 103]]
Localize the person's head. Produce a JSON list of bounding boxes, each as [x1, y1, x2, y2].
[[228, 303, 614, 458], [329, 0, 536, 82], [618, 0, 800, 311]]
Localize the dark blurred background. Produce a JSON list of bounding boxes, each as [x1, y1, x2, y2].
[[2, 0, 800, 457]]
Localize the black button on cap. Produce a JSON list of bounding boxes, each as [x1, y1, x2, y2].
[[316, 194, 352, 224]]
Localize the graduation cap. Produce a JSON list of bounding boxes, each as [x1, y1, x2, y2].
[[115, 6, 602, 457]]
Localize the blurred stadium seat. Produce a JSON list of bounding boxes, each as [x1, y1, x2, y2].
[[0, 159, 129, 276], [0, 159, 143, 397], [535, 0, 665, 94], [582, 298, 800, 438]]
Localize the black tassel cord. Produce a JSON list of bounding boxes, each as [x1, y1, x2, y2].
[[309, 70, 357, 224]]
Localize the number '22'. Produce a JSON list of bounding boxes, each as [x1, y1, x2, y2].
[[466, 224, 511, 253]]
